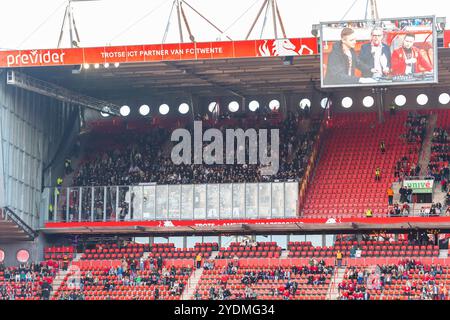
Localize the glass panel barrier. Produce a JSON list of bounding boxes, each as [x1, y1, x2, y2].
[[68, 187, 80, 222], [271, 182, 284, 218], [219, 184, 232, 219], [105, 186, 115, 222], [93, 187, 104, 222], [193, 185, 206, 219], [168, 185, 181, 220], [130, 186, 143, 221], [232, 183, 245, 219], [41, 181, 299, 224], [206, 184, 219, 219], [142, 185, 156, 220], [156, 185, 169, 220], [245, 183, 258, 218], [285, 182, 299, 218], [181, 185, 194, 220], [81, 187, 92, 222], [118, 186, 130, 221], [56, 187, 67, 222], [258, 183, 271, 218]]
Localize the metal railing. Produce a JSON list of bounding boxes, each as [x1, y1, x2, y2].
[[3, 206, 38, 240]]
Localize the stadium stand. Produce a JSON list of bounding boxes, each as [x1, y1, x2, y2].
[[0, 261, 58, 300], [80, 242, 217, 260], [69, 115, 320, 187], [195, 258, 333, 300], [0, 235, 448, 301], [44, 246, 75, 269], [54, 261, 192, 300], [338, 259, 450, 300], [302, 111, 423, 217]]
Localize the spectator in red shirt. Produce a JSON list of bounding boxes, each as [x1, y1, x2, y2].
[[404, 285, 411, 299], [220, 274, 228, 285], [278, 285, 285, 295]]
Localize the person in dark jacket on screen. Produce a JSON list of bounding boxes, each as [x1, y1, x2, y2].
[[324, 27, 374, 86]]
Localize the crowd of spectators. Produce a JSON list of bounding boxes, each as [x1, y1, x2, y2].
[[71, 114, 319, 188], [428, 127, 450, 182], [201, 258, 333, 301], [393, 113, 427, 182], [58, 256, 191, 300], [339, 259, 449, 300], [0, 262, 57, 300], [405, 112, 427, 145], [338, 266, 372, 300]]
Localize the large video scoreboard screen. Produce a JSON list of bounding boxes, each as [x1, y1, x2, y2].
[[320, 16, 437, 88]]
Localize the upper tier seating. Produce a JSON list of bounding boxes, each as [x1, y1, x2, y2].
[[70, 115, 320, 188], [303, 111, 421, 218]]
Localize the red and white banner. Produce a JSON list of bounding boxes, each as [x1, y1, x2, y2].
[[45, 216, 450, 229], [444, 30, 450, 48], [0, 38, 317, 68]]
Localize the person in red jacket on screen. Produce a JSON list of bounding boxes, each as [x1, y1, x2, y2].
[[391, 33, 433, 76]]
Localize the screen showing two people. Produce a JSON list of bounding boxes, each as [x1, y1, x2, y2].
[[321, 17, 436, 88]]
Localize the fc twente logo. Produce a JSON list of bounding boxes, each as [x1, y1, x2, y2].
[[258, 39, 314, 57]]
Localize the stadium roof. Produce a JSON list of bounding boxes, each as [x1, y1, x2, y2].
[[20, 48, 450, 101]]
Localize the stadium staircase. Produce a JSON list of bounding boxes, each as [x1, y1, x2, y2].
[[439, 250, 449, 259], [419, 114, 437, 176], [0, 207, 38, 242], [181, 267, 204, 300], [326, 266, 346, 300], [180, 250, 219, 300], [50, 252, 83, 299], [302, 111, 420, 218]]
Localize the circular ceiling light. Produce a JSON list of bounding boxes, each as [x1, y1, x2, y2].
[[119, 105, 130, 117], [249, 100, 260, 112], [417, 94, 428, 106], [439, 93, 450, 105], [269, 99, 280, 111], [178, 103, 190, 114], [228, 101, 239, 113], [394, 95, 406, 107], [320, 98, 329, 109], [341, 97, 353, 108], [139, 104, 150, 116], [208, 101, 218, 113], [159, 104, 170, 115], [299, 98, 311, 109], [363, 96, 375, 108]]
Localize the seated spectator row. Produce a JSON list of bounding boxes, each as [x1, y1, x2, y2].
[[339, 259, 450, 300], [195, 258, 333, 300]]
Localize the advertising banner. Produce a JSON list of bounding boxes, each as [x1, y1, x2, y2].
[[403, 180, 434, 193], [0, 37, 317, 68]]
